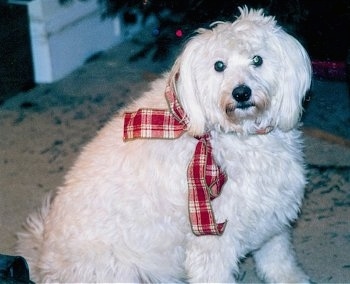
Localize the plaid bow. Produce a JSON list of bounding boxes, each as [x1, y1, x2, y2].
[[123, 85, 227, 236], [123, 86, 189, 140]]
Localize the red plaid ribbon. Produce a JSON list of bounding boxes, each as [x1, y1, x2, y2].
[[188, 134, 227, 235], [123, 85, 227, 236], [123, 86, 189, 140]]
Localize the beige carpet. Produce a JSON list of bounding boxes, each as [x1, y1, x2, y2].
[[1, 35, 349, 283]]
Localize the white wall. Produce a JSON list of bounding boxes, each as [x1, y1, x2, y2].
[[22, 0, 138, 83]]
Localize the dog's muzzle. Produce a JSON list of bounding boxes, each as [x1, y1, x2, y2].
[[232, 85, 254, 109]]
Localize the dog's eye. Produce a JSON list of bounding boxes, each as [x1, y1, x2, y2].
[[252, 55, 263, 67], [214, 61, 226, 72]]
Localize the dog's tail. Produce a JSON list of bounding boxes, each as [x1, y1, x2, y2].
[[16, 192, 54, 280]]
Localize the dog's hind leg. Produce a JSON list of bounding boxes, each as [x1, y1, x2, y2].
[[253, 230, 310, 283], [16, 193, 53, 281]]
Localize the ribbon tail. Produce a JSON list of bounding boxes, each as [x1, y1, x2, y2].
[[216, 220, 228, 235], [203, 134, 227, 199], [187, 136, 227, 236], [188, 183, 227, 236]]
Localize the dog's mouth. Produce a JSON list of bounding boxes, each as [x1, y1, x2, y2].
[[236, 102, 255, 109], [226, 102, 255, 114]]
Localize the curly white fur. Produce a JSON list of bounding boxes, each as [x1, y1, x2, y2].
[[17, 7, 312, 283]]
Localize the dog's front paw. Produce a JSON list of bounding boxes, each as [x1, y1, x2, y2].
[[254, 231, 310, 283], [185, 244, 238, 283], [187, 273, 237, 284], [262, 270, 310, 284]]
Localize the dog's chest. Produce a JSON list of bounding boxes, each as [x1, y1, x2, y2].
[[210, 132, 305, 247]]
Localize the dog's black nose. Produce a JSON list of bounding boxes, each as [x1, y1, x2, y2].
[[232, 85, 252, 102]]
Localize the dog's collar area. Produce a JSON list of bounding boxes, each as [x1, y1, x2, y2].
[[254, 126, 274, 135], [123, 86, 227, 236]]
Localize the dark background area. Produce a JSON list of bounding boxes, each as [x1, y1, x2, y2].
[[0, 2, 34, 103], [88, 0, 349, 61], [0, 0, 349, 102]]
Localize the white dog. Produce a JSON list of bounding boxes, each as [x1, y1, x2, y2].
[[17, 7, 312, 283]]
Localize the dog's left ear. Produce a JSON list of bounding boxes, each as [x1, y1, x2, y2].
[[168, 35, 208, 136], [273, 30, 312, 131]]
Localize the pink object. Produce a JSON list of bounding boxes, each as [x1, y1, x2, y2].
[[312, 60, 347, 81]]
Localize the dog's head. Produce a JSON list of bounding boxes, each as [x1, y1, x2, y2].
[[169, 7, 312, 136]]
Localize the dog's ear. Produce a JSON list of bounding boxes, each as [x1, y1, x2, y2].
[[168, 37, 207, 136], [273, 30, 312, 131]]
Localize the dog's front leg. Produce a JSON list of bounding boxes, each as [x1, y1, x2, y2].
[[184, 234, 238, 283], [253, 230, 310, 283]]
